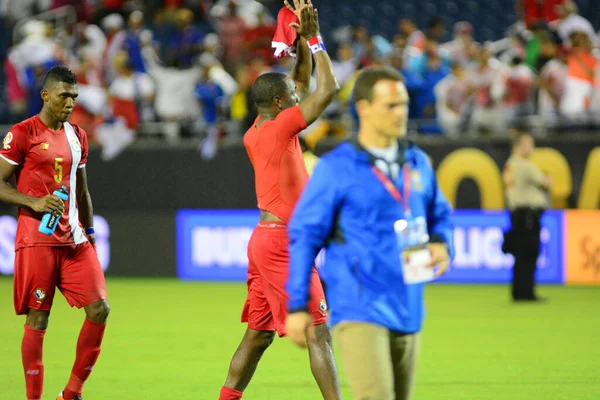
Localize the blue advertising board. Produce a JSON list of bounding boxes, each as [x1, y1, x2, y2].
[[177, 209, 564, 284]]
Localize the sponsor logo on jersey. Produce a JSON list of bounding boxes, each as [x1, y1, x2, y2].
[[411, 170, 423, 191], [69, 138, 81, 152], [319, 299, 328, 315], [3, 132, 13, 150], [34, 288, 46, 302]]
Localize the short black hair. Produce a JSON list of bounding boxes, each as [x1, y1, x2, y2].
[[513, 131, 532, 147], [353, 66, 405, 103], [42, 65, 77, 89], [429, 16, 445, 29], [250, 72, 289, 108]]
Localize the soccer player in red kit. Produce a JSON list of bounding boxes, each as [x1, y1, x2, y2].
[[218, 2, 341, 399], [0, 66, 109, 400]]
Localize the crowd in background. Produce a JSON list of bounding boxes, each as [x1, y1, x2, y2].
[[0, 0, 599, 159]]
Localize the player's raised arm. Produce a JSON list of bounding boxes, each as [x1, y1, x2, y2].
[[286, 0, 312, 101], [291, 2, 339, 125]]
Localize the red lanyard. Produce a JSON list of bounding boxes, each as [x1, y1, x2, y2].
[[371, 163, 411, 213]]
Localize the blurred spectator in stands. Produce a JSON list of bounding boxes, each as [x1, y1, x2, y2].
[[0, 0, 38, 24], [229, 67, 251, 140], [469, 46, 508, 135], [109, 50, 155, 130], [441, 22, 476, 66], [518, 0, 564, 29], [408, 34, 450, 76], [210, 0, 273, 29], [553, 0, 597, 47], [391, 33, 407, 57], [538, 35, 566, 125], [390, 52, 424, 118], [141, 44, 201, 125], [504, 56, 536, 130], [195, 66, 225, 160], [523, 21, 549, 71], [69, 47, 108, 140], [298, 136, 318, 176], [332, 44, 359, 89], [243, 8, 276, 65], [62, 22, 107, 71], [217, 1, 246, 71], [7, 20, 60, 119], [349, 25, 371, 60], [4, 55, 28, 122], [428, 17, 446, 43], [301, 44, 361, 152], [102, 13, 126, 83], [246, 55, 272, 84], [408, 35, 450, 118], [95, 0, 131, 24], [198, 43, 238, 97], [123, 10, 148, 73], [561, 31, 597, 121], [272, 55, 294, 74], [399, 18, 426, 52], [50, 0, 93, 23], [435, 62, 474, 137], [198, 32, 222, 64], [166, 8, 204, 68]]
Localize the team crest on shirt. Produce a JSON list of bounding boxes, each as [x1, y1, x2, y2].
[[69, 138, 81, 152], [411, 170, 423, 191], [40, 143, 49, 150], [34, 288, 46, 302], [319, 299, 328, 315], [3, 132, 13, 150]]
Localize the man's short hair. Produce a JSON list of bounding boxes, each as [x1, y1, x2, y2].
[[42, 66, 77, 89], [251, 72, 289, 108], [513, 132, 532, 147], [353, 66, 405, 103]]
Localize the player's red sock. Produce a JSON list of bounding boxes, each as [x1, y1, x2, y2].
[[62, 318, 106, 399], [219, 386, 243, 399], [22, 324, 45, 400]]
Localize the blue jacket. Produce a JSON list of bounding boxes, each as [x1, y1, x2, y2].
[[287, 139, 454, 333]]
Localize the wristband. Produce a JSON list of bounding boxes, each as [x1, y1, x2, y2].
[[307, 35, 326, 54], [85, 227, 95, 235]]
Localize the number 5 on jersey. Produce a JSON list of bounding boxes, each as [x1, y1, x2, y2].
[[54, 157, 63, 183]]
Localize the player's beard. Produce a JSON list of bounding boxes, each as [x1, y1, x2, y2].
[[56, 110, 71, 123]]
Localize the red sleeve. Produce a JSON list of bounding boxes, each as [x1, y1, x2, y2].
[[0, 124, 30, 166], [75, 125, 89, 168], [273, 106, 308, 140]]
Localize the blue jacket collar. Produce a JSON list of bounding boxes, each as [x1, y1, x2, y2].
[[347, 136, 413, 165]]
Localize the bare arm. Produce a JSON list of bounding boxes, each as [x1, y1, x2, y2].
[[76, 167, 95, 244], [291, 37, 312, 100], [290, 3, 339, 126], [503, 164, 514, 188], [0, 158, 64, 214]]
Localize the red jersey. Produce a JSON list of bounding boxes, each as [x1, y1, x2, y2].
[[0, 115, 89, 250], [243, 106, 308, 223]]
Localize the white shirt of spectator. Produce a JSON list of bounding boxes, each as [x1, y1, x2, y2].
[[557, 14, 598, 47], [538, 59, 567, 119], [109, 72, 155, 101]]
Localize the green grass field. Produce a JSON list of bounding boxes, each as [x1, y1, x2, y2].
[[1, 278, 599, 400]]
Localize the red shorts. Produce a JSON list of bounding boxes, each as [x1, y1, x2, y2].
[[13, 242, 107, 315], [241, 222, 328, 337]]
